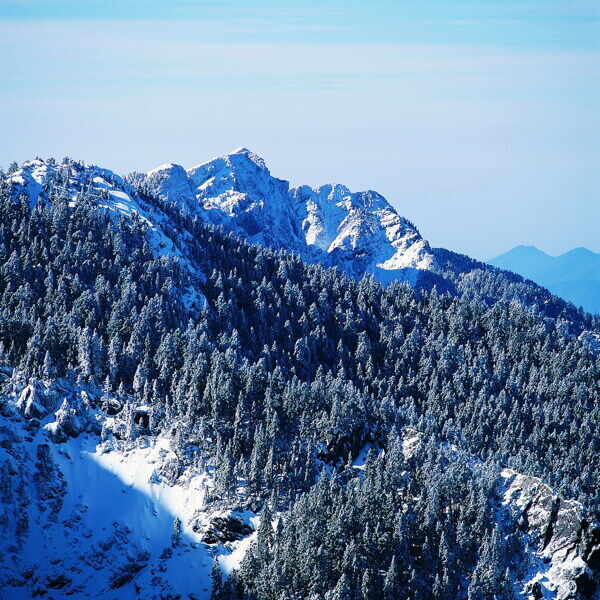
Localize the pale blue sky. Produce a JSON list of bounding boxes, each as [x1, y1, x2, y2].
[[1, 1, 598, 258]]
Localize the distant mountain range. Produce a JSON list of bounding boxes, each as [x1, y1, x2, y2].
[[489, 246, 600, 315]]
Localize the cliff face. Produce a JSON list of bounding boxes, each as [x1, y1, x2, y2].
[[501, 470, 600, 600], [403, 431, 599, 599]]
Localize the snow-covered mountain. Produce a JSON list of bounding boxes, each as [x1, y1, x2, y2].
[[2, 155, 600, 599], [8, 150, 435, 287], [143, 147, 437, 284], [7, 152, 595, 327], [489, 246, 600, 315], [1, 377, 597, 599]]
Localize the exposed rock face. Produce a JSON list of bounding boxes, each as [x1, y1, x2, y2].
[[290, 183, 436, 282], [188, 149, 304, 254], [200, 512, 255, 544], [401, 428, 600, 600], [144, 163, 196, 207], [16, 382, 58, 420], [11, 380, 101, 443], [143, 148, 437, 284], [501, 469, 600, 599], [108, 550, 150, 589], [580, 332, 600, 356], [47, 392, 101, 442]]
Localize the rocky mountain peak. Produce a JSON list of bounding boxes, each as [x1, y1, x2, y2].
[[6, 152, 439, 286], [142, 149, 437, 283]]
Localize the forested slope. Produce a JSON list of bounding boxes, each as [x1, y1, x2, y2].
[[0, 160, 598, 599]]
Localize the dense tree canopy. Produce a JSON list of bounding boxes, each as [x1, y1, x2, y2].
[[0, 161, 598, 599]]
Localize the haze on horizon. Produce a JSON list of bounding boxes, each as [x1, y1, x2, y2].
[[1, 0, 598, 259]]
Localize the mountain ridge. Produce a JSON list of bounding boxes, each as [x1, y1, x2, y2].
[[1, 157, 599, 599], [141, 147, 438, 285], [490, 245, 600, 315], [7, 151, 599, 328]]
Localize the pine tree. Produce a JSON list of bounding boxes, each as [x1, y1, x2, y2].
[[171, 516, 182, 547], [210, 558, 223, 600]]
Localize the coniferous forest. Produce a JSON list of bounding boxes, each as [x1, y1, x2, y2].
[[0, 160, 599, 599]]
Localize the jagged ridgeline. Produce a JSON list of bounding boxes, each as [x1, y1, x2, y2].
[[0, 158, 599, 600]]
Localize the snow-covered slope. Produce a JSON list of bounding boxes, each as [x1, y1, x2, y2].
[[144, 148, 437, 284], [0, 377, 255, 600], [291, 183, 435, 282], [7, 153, 595, 328], [10, 153, 598, 303], [1, 377, 597, 600], [6, 159, 206, 309], [8, 159, 178, 260]]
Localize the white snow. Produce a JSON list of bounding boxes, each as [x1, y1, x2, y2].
[[218, 515, 260, 576], [8, 150, 439, 289], [351, 444, 371, 470], [146, 163, 179, 177], [89, 437, 208, 538], [0, 416, 214, 598], [6, 159, 206, 308], [402, 429, 422, 460], [292, 183, 438, 280], [0, 381, 261, 599], [143, 148, 439, 285], [499, 468, 593, 600]]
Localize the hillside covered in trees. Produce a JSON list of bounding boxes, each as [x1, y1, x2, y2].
[[0, 158, 598, 599]]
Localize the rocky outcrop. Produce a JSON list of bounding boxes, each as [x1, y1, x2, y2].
[[49, 392, 101, 441], [143, 148, 437, 285], [501, 469, 600, 599], [16, 382, 58, 420], [108, 550, 150, 589], [200, 512, 254, 544], [400, 428, 600, 600], [580, 332, 600, 356]]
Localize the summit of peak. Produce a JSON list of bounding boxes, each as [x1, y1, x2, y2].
[[138, 150, 437, 284], [146, 163, 186, 177], [225, 147, 267, 170], [188, 147, 268, 176], [562, 246, 596, 258], [230, 146, 252, 155]]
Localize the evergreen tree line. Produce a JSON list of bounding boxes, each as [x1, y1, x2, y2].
[[231, 437, 516, 600], [0, 161, 599, 599]]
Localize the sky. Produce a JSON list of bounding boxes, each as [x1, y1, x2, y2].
[[1, 1, 598, 259]]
